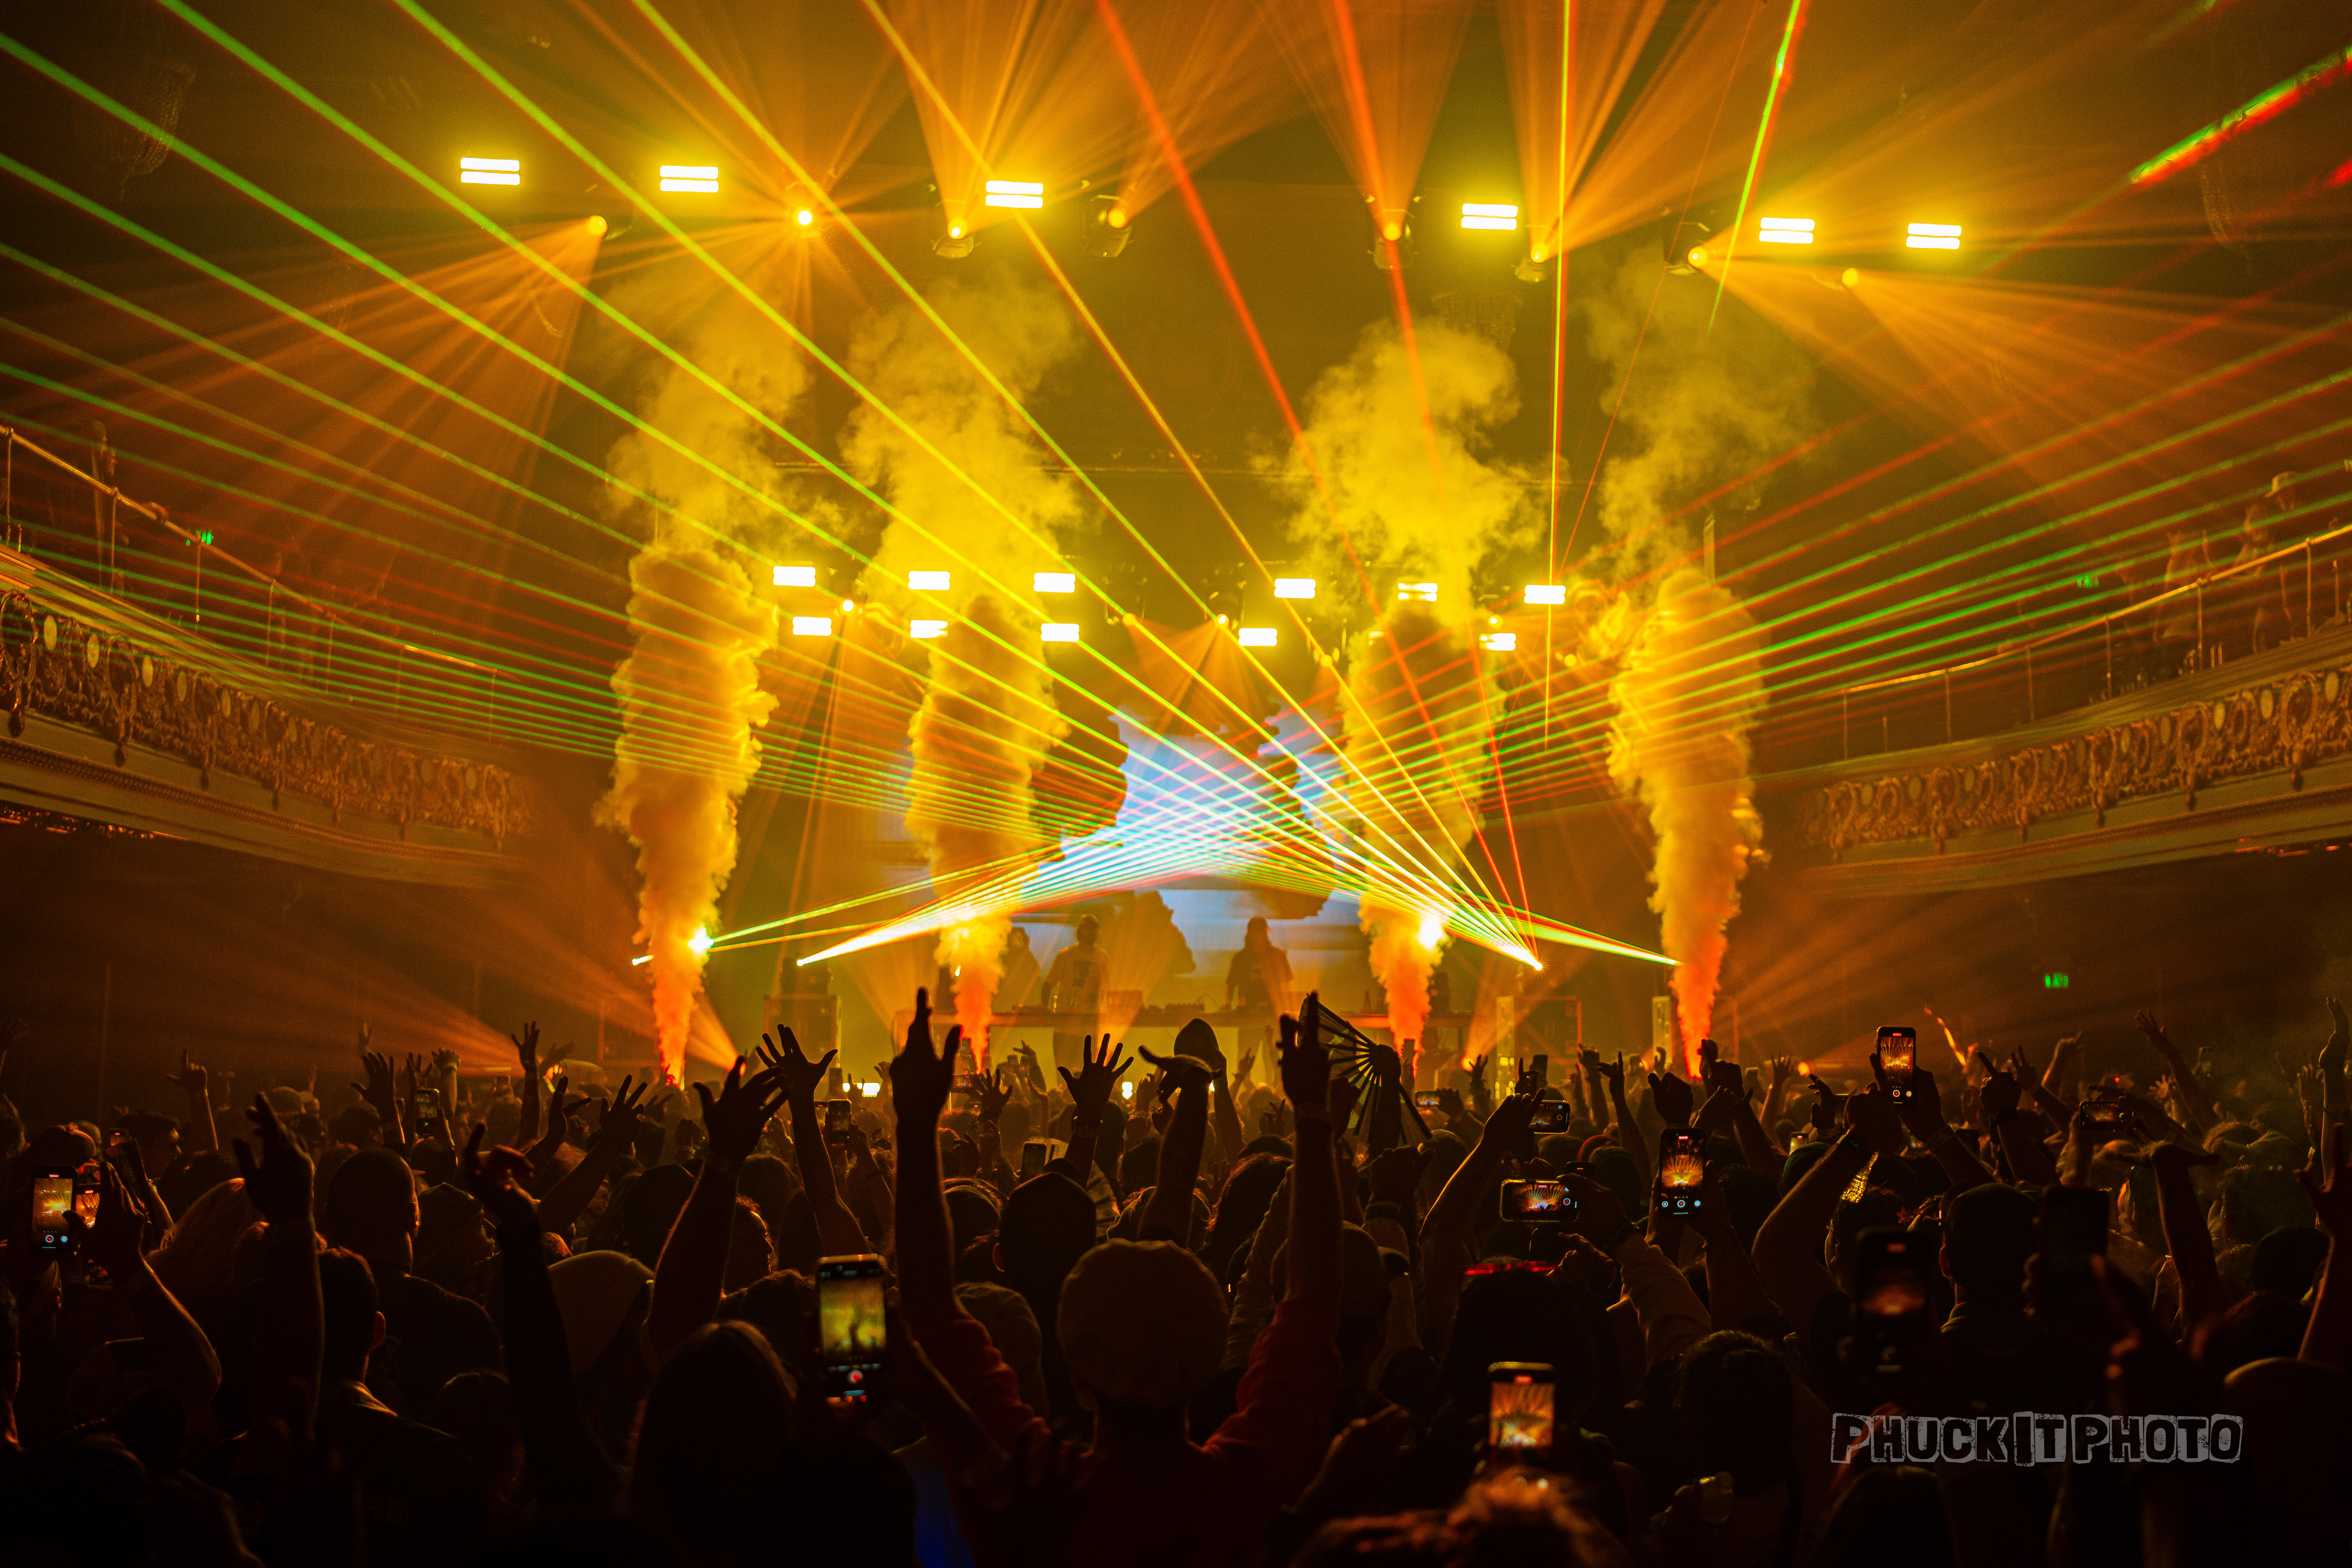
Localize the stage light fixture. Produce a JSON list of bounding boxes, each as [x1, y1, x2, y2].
[[1757, 215, 1813, 244], [1274, 577, 1317, 600], [1238, 626, 1277, 647], [910, 619, 948, 639], [985, 179, 1045, 209], [1524, 583, 1567, 606], [1395, 581, 1438, 602], [1461, 202, 1520, 231], [860, 1080, 882, 1097], [689, 927, 714, 954], [1481, 632, 1518, 651], [1371, 215, 1415, 270], [1840, 266, 1861, 288], [1040, 622, 1079, 643], [1034, 571, 1075, 593], [773, 565, 817, 587], [791, 616, 834, 637], [459, 156, 519, 186], [1687, 245, 1711, 268], [909, 570, 950, 591], [586, 215, 608, 237], [1084, 194, 1131, 257], [660, 164, 719, 193], [1906, 222, 1961, 250]]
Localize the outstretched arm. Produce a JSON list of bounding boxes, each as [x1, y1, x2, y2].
[[1057, 1033, 1131, 1183], [165, 1050, 218, 1157], [2136, 1011, 2218, 1135], [1753, 1085, 1905, 1338], [234, 1097, 321, 1434], [893, 992, 960, 1326], [1281, 1000, 1340, 1307], [761, 1029, 867, 1257], [649, 1060, 787, 1363], [1139, 1049, 1215, 1245]]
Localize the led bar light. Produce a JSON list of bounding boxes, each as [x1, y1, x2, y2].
[[772, 565, 816, 588], [660, 164, 719, 192], [908, 570, 950, 591], [1757, 216, 1814, 244], [459, 157, 520, 186], [1906, 222, 1961, 250], [1034, 571, 1075, 593], [1481, 632, 1518, 652], [910, 620, 948, 639], [1524, 583, 1567, 606], [1396, 581, 1438, 602], [790, 616, 833, 637], [1040, 622, 1079, 643], [1273, 577, 1317, 600], [984, 179, 1045, 209], [1461, 202, 1520, 231], [1238, 627, 1277, 647]]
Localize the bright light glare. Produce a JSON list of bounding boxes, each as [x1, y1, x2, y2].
[[791, 616, 833, 637], [795, 208, 815, 226], [909, 570, 950, 591], [1524, 583, 1567, 606], [860, 1081, 882, 1097], [1034, 571, 1075, 594], [1757, 216, 1813, 244], [688, 927, 714, 955], [985, 179, 1045, 209], [1040, 623, 1079, 643], [1688, 246, 1710, 268], [1238, 627, 1277, 647], [1396, 581, 1438, 602], [910, 619, 948, 639], [1461, 202, 1519, 231], [460, 156, 519, 186], [1274, 577, 1317, 599], [1418, 910, 1447, 948], [773, 564, 816, 588], [660, 164, 719, 193], [1120, 1082, 1134, 1099], [1906, 222, 1961, 250], [1481, 632, 1518, 652]]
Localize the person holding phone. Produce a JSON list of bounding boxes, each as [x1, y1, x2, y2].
[[894, 987, 1345, 1568]]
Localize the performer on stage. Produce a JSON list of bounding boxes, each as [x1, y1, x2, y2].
[[1043, 914, 1108, 1078], [1225, 916, 1292, 1081], [999, 926, 1041, 1009]]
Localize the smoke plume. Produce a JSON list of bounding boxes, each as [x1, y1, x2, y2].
[[1607, 569, 1766, 1066], [1275, 320, 1530, 1050], [843, 277, 1079, 1058]]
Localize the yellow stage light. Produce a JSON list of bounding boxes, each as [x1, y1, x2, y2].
[[1757, 216, 1813, 244], [688, 927, 714, 954], [795, 207, 815, 227], [985, 179, 1045, 209], [910, 619, 948, 639], [1687, 245, 1710, 268], [660, 164, 719, 193], [1106, 204, 1129, 228], [1395, 581, 1438, 602], [1461, 202, 1520, 231], [1481, 632, 1518, 651], [1238, 626, 1277, 647], [1274, 577, 1317, 600], [587, 215, 608, 237], [1033, 571, 1075, 594], [1418, 909, 1447, 947], [1840, 266, 1861, 288], [909, 570, 950, 591], [790, 616, 833, 637], [773, 565, 816, 588], [459, 156, 519, 186], [1040, 622, 1079, 643], [1906, 222, 1961, 250], [1524, 583, 1567, 606]]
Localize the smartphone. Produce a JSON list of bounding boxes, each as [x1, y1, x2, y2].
[[816, 1254, 888, 1405], [2039, 1185, 2109, 1308], [1487, 1361, 1556, 1467], [1853, 1228, 1934, 1372], [413, 1087, 442, 1123], [1876, 1026, 1916, 1105], [1500, 1179, 1574, 1221], [951, 1073, 983, 1098], [33, 1166, 78, 1255], [1526, 1099, 1570, 1134], [822, 1099, 854, 1146], [2081, 1098, 2126, 1134], [1415, 1090, 1444, 1112], [1655, 1129, 1705, 1215], [1020, 1140, 1049, 1179]]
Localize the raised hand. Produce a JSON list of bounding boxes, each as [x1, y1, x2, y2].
[[2297, 1121, 2352, 1239], [889, 990, 955, 1125], [758, 1025, 839, 1108], [1647, 1067, 1695, 1127], [2324, 999, 2348, 1078], [1136, 1047, 1215, 1096], [1592, 1050, 1627, 1097], [542, 1075, 589, 1147], [974, 1065, 1013, 1123], [352, 1049, 402, 1140], [510, 1021, 540, 1077], [1976, 1053, 2021, 1121], [233, 1095, 314, 1230], [1277, 999, 1333, 1121], [1694, 1081, 1743, 1134], [1056, 1032, 1131, 1121], [459, 1125, 539, 1231], [1767, 1056, 1794, 1092], [594, 1075, 651, 1147], [694, 1059, 789, 1174], [164, 1049, 208, 1099], [2133, 1009, 2182, 1060]]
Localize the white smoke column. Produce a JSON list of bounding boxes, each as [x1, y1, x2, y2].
[[595, 549, 777, 1082], [596, 300, 802, 1082], [1274, 320, 1530, 1051], [843, 278, 1079, 1061], [1606, 567, 1766, 1071]]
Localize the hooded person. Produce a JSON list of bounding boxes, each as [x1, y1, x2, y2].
[[547, 1249, 656, 1461]]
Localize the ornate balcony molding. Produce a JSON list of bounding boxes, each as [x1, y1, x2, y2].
[[1772, 624, 2352, 895]]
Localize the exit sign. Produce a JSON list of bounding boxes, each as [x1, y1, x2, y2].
[[2043, 972, 2070, 989]]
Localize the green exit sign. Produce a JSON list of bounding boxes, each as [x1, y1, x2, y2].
[[2043, 972, 2070, 989]]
